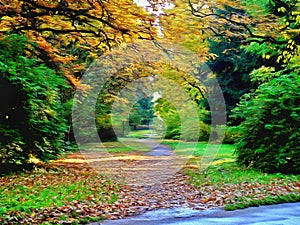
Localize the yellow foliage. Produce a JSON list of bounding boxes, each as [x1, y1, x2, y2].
[[0, 0, 159, 86]]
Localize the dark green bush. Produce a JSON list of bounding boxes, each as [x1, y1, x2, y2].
[[232, 69, 300, 174], [0, 34, 69, 170]]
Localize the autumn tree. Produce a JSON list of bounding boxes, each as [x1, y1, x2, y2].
[[0, 0, 159, 84]]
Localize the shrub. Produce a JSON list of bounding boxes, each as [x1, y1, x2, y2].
[[232, 70, 300, 174], [0, 34, 68, 170]]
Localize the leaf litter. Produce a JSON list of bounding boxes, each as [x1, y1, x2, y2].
[[0, 149, 299, 224]]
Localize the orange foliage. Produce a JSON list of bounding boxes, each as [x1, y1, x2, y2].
[[0, 0, 159, 86]]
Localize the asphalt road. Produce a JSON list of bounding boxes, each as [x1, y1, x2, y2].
[[98, 202, 300, 225]]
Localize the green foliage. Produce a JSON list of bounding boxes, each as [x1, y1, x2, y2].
[[242, 0, 270, 15], [129, 98, 155, 127], [96, 114, 117, 142], [181, 119, 210, 142], [232, 69, 300, 174], [223, 126, 240, 144], [229, 0, 300, 174], [208, 39, 260, 120], [154, 98, 181, 140], [243, 0, 299, 67], [154, 97, 210, 141], [0, 34, 69, 169]]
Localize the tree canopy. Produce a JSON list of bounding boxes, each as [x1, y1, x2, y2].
[[0, 0, 158, 85]]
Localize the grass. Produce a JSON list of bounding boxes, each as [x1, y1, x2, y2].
[[0, 165, 119, 224], [125, 129, 154, 139], [80, 139, 151, 153], [80, 129, 158, 154], [162, 140, 234, 157], [224, 194, 300, 211], [163, 140, 300, 210]]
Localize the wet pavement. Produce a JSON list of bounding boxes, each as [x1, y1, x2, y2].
[[99, 202, 300, 225]]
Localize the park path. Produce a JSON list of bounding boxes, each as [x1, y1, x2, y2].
[[55, 138, 300, 223], [64, 138, 218, 219], [85, 138, 188, 186]]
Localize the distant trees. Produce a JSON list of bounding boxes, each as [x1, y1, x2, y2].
[[129, 98, 155, 128], [207, 39, 260, 120]]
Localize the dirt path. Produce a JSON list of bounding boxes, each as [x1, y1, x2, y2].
[[77, 139, 189, 186], [60, 139, 218, 219]]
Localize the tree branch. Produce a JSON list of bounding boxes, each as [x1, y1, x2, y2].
[[188, 0, 287, 45]]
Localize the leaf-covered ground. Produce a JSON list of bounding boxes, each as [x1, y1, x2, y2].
[[0, 142, 299, 224]]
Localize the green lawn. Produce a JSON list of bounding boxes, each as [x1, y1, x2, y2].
[[125, 129, 154, 139]]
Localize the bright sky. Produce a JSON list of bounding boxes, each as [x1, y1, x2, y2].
[[133, 0, 173, 14], [133, 0, 151, 8]]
